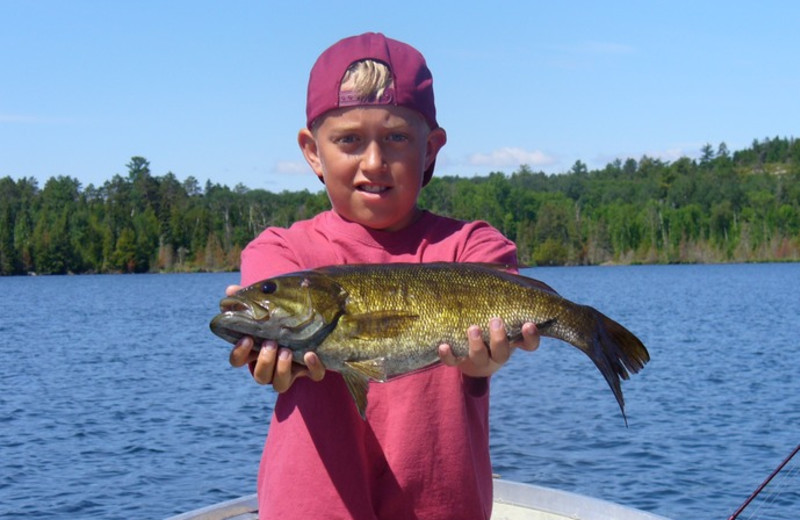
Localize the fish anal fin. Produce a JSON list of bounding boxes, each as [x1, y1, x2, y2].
[[340, 311, 419, 339], [341, 369, 371, 420], [345, 358, 389, 382], [507, 318, 557, 343], [535, 318, 557, 333]]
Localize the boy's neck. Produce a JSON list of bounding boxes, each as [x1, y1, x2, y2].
[[336, 207, 425, 233]]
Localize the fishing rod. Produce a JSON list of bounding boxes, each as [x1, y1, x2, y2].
[[727, 442, 800, 520]]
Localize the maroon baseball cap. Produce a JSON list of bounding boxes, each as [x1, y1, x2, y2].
[[305, 32, 440, 185]]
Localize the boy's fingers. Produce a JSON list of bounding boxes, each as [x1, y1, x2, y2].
[[467, 325, 490, 367], [252, 342, 278, 385], [487, 318, 512, 366], [438, 344, 460, 366], [519, 322, 540, 351], [304, 352, 326, 382], [225, 284, 242, 297], [229, 336, 255, 367], [270, 348, 295, 392]]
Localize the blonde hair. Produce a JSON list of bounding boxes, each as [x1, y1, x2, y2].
[[340, 59, 393, 102], [310, 59, 428, 132]]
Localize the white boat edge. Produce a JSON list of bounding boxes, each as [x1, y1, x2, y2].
[[491, 479, 670, 520], [164, 479, 671, 520]]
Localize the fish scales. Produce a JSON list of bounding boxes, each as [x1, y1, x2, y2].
[[316, 264, 571, 370], [210, 262, 650, 421]]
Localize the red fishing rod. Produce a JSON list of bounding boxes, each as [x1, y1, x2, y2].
[[727, 442, 800, 520]]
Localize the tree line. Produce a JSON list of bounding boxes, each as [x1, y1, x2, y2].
[[1, 136, 799, 275]]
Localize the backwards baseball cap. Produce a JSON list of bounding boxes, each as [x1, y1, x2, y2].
[[305, 32, 440, 185]]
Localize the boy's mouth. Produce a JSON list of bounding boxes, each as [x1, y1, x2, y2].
[[357, 184, 390, 194]]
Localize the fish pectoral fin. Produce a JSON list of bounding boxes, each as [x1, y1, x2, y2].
[[341, 368, 371, 420], [340, 311, 419, 339]]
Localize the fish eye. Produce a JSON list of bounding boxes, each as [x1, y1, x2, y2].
[[261, 281, 277, 294]]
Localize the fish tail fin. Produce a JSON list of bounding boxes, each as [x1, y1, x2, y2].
[[586, 309, 650, 426]]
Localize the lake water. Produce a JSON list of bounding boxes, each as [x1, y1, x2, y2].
[[1, 264, 798, 519]]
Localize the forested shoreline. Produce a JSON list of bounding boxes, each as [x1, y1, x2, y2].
[[1, 137, 799, 275]]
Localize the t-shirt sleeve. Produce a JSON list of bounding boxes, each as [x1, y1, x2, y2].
[[240, 228, 302, 286], [456, 221, 519, 272]]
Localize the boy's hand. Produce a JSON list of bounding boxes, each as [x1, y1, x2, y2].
[[437, 318, 539, 378], [225, 285, 326, 391]]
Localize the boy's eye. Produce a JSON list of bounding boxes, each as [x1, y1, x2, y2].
[[335, 135, 358, 144], [386, 133, 409, 143]]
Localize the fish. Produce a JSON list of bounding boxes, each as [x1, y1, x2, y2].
[[210, 262, 650, 422]]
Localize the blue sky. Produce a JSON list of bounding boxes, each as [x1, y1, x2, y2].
[[2, 1, 798, 193]]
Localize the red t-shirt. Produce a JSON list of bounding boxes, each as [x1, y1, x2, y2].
[[241, 210, 517, 520]]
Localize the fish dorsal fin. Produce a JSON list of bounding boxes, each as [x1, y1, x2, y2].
[[428, 261, 512, 274], [465, 262, 514, 271], [339, 311, 419, 339], [340, 368, 371, 419]]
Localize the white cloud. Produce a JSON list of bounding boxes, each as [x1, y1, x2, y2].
[[648, 147, 690, 162], [592, 145, 702, 168], [273, 160, 308, 175], [468, 147, 556, 168]]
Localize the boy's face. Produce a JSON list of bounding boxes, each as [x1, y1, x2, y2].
[[299, 105, 446, 232]]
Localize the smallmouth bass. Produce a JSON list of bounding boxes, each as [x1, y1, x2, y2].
[[210, 263, 649, 422]]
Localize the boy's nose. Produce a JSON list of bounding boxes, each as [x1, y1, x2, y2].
[[361, 141, 387, 172]]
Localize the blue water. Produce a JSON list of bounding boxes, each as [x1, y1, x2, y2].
[[1, 264, 798, 519]]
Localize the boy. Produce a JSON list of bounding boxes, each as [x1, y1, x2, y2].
[[227, 32, 540, 519]]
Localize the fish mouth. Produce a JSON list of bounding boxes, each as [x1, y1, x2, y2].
[[219, 297, 252, 314], [218, 297, 270, 321], [211, 297, 271, 346]]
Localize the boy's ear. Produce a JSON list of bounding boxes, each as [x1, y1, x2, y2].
[[425, 127, 447, 171], [298, 128, 324, 182]]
